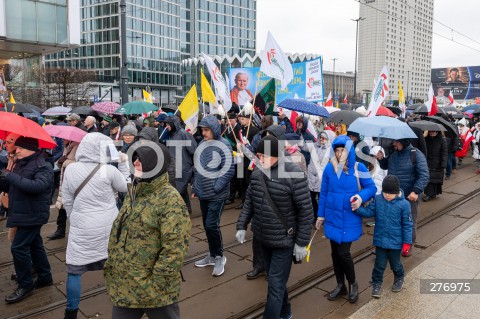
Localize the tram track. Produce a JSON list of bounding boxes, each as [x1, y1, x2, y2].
[[6, 187, 480, 319]]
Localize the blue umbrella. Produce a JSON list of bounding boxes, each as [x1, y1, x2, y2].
[[461, 104, 480, 112], [277, 99, 330, 117], [348, 116, 417, 139]]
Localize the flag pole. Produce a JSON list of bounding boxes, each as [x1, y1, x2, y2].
[[246, 72, 262, 140]]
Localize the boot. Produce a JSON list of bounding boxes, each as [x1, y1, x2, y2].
[[64, 309, 78, 319], [327, 282, 347, 301], [348, 281, 359, 303], [47, 227, 65, 240]]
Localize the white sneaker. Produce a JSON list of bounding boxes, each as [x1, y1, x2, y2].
[[194, 255, 215, 268], [212, 256, 227, 277]]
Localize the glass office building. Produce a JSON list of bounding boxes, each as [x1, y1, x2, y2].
[[45, 0, 256, 106]]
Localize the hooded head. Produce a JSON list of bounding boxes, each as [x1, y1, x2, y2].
[[198, 115, 221, 140], [318, 130, 336, 146], [132, 141, 171, 182], [164, 116, 182, 136], [76, 132, 115, 163], [330, 135, 356, 169]]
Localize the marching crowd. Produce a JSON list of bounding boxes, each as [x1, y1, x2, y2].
[[0, 104, 478, 319]]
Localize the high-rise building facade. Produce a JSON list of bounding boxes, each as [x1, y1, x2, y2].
[[46, 0, 256, 106], [357, 0, 434, 102]]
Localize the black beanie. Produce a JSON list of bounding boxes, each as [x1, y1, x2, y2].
[[256, 135, 279, 158], [398, 138, 411, 148], [15, 136, 39, 151], [382, 175, 400, 194]]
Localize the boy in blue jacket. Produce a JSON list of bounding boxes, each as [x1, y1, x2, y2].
[[354, 175, 413, 298]]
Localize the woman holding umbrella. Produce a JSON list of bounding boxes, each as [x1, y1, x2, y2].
[[423, 131, 448, 201]]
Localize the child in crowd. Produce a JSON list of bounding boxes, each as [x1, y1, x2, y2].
[[353, 175, 413, 298]]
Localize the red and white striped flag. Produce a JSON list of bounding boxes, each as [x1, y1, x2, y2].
[[425, 84, 438, 116], [343, 94, 348, 103], [448, 91, 455, 105], [325, 91, 333, 107]]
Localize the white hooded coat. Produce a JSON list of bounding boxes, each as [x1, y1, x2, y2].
[[62, 133, 128, 266], [307, 130, 337, 192]]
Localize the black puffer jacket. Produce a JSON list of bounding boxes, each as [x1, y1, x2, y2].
[[425, 134, 448, 183], [236, 160, 313, 248], [0, 151, 53, 227]]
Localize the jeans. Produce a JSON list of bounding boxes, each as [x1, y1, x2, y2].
[[66, 273, 82, 310], [371, 247, 404, 285], [446, 152, 455, 176], [112, 303, 180, 319], [410, 199, 419, 243], [262, 245, 293, 319], [310, 191, 319, 222], [330, 241, 356, 284], [199, 199, 225, 257], [11, 226, 52, 289], [180, 189, 192, 214]]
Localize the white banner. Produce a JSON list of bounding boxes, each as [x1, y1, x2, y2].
[[305, 58, 324, 101], [202, 53, 232, 112], [260, 31, 293, 90], [366, 66, 389, 117]]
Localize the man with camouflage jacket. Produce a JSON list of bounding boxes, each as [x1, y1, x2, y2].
[[104, 141, 191, 319]]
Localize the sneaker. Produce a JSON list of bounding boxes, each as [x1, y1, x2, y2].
[[280, 314, 292, 319], [366, 221, 375, 227], [212, 256, 227, 276], [371, 284, 382, 298], [194, 255, 215, 268], [445, 175, 450, 180], [392, 277, 404, 292]]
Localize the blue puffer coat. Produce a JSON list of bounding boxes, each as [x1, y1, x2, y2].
[[317, 135, 376, 244], [0, 151, 53, 227], [355, 191, 413, 249], [192, 116, 235, 201], [379, 144, 429, 196]]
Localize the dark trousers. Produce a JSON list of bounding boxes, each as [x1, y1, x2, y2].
[[410, 199, 419, 243], [446, 152, 455, 176], [310, 191, 319, 222], [262, 245, 293, 319], [229, 168, 240, 200], [199, 199, 225, 257], [180, 189, 192, 214], [252, 233, 265, 271], [112, 303, 180, 319], [57, 208, 67, 229], [11, 226, 52, 289], [239, 168, 252, 203], [371, 247, 404, 285], [330, 241, 355, 284]]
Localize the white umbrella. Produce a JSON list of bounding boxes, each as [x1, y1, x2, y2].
[[42, 106, 72, 116], [324, 106, 341, 114]]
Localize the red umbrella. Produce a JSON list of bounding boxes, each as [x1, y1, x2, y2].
[[43, 125, 88, 143], [0, 112, 57, 149], [376, 106, 396, 117]]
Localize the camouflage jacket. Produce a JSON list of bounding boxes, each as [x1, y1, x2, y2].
[[104, 173, 191, 308]]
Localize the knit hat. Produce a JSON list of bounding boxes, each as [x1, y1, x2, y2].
[[397, 138, 411, 148], [156, 113, 168, 123], [382, 175, 400, 194], [121, 125, 138, 137], [103, 115, 112, 123], [256, 135, 279, 158], [15, 136, 39, 151]]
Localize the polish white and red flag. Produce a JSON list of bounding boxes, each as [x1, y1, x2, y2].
[[324, 91, 333, 107], [448, 90, 455, 105], [425, 84, 438, 116], [343, 94, 348, 103], [366, 66, 389, 117]]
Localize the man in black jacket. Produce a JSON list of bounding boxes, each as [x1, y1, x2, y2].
[[236, 135, 312, 319], [0, 137, 53, 304]]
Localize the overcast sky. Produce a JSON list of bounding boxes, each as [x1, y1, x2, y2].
[[256, 0, 480, 72]]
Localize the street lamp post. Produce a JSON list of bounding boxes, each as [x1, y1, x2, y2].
[[120, 0, 128, 105], [407, 70, 410, 102], [352, 17, 365, 103], [332, 58, 337, 101]]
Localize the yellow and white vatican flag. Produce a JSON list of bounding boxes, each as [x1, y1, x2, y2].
[[178, 85, 199, 133]]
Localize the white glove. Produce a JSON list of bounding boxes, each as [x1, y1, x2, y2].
[[315, 217, 324, 230], [236, 230, 246, 244], [293, 243, 307, 262]]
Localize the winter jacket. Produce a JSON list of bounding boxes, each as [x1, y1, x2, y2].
[[192, 116, 235, 201], [104, 173, 191, 308], [425, 134, 448, 184], [52, 137, 64, 162], [317, 135, 377, 244], [379, 143, 429, 196], [295, 117, 315, 166], [0, 151, 53, 228], [62, 133, 128, 266], [165, 117, 198, 193], [355, 191, 413, 249], [236, 159, 313, 248], [307, 130, 336, 192], [473, 125, 480, 160], [55, 141, 79, 210]]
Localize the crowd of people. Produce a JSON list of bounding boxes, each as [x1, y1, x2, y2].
[[0, 103, 478, 319]]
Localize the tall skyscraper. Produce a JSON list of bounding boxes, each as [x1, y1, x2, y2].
[[357, 0, 434, 101], [45, 0, 256, 106]]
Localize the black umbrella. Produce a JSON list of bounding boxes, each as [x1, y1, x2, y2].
[[328, 110, 364, 126], [424, 116, 459, 138], [71, 106, 93, 115], [450, 113, 467, 119], [3, 103, 43, 114], [413, 105, 446, 115], [440, 106, 460, 113], [407, 103, 424, 111], [386, 106, 403, 116], [339, 103, 352, 110], [409, 120, 447, 132]]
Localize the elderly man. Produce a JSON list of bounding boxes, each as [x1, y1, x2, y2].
[[84, 116, 98, 133], [66, 114, 87, 132], [0, 137, 53, 304], [230, 72, 254, 106]]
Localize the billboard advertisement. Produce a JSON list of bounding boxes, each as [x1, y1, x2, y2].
[[228, 57, 324, 106], [431, 66, 480, 102]]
